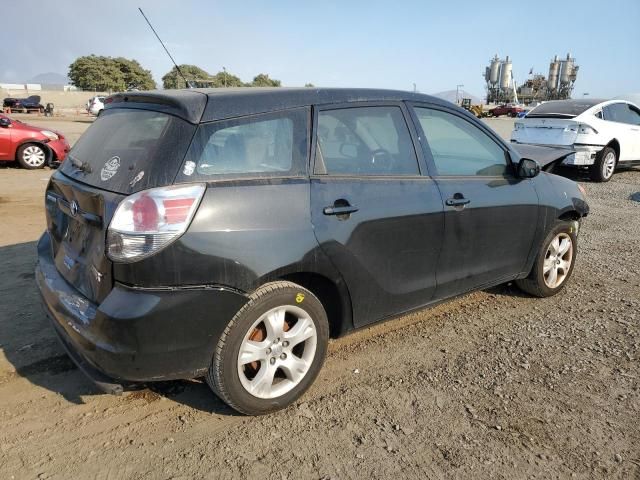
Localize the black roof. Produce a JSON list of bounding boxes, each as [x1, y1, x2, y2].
[[105, 87, 450, 123]]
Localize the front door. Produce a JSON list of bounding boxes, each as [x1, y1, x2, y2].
[[310, 103, 444, 327], [603, 102, 640, 160], [0, 119, 12, 159], [410, 104, 539, 300]]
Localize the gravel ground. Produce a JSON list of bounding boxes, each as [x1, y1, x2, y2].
[[0, 117, 638, 479]]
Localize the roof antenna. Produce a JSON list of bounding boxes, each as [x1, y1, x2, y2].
[[138, 7, 192, 88]]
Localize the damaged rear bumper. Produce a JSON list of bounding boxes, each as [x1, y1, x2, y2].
[[562, 144, 603, 166], [35, 232, 248, 389]]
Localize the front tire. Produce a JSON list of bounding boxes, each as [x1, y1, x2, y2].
[[17, 143, 47, 169], [206, 281, 329, 415], [516, 222, 577, 297], [590, 146, 616, 182]]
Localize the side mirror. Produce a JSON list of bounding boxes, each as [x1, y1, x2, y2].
[[517, 158, 540, 178], [0, 117, 11, 128]]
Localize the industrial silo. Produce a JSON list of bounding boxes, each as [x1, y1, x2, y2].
[[560, 53, 574, 86], [499, 56, 512, 90], [489, 55, 501, 86], [547, 55, 560, 91]]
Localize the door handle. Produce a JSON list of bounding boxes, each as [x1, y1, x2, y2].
[[445, 197, 470, 207], [323, 205, 359, 216]]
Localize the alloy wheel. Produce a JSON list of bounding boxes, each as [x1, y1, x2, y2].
[[543, 233, 573, 289], [237, 305, 317, 399], [602, 151, 616, 180]]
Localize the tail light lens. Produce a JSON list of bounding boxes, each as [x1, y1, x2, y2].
[[107, 184, 205, 262]]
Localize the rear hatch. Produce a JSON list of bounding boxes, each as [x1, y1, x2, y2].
[[513, 99, 601, 146], [513, 118, 579, 146], [46, 108, 196, 303]]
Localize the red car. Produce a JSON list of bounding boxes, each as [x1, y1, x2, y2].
[[489, 104, 525, 118], [0, 114, 70, 169]]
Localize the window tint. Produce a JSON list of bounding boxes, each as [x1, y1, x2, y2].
[[603, 103, 640, 125], [316, 106, 419, 176], [414, 108, 507, 176], [179, 109, 308, 180], [61, 109, 195, 194]]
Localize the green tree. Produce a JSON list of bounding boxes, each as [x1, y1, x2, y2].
[[211, 71, 244, 87], [113, 57, 155, 90], [304, 83, 315, 88], [162, 64, 214, 89], [68, 55, 155, 91], [251, 73, 281, 87]]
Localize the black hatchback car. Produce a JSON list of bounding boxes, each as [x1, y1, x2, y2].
[[36, 88, 588, 415]]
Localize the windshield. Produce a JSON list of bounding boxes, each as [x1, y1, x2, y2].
[[527, 100, 603, 118], [60, 109, 196, 194]]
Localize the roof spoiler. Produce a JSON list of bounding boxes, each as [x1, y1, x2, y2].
[[104, 90, 208, 124]]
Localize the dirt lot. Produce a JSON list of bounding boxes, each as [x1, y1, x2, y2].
[[0, 117, 638, 479]]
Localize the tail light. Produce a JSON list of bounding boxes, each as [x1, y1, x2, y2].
[[107, 184, 205, 262]]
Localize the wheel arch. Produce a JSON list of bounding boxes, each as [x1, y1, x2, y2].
[[274, 271, 354, 339], [606, 138, 620, 160], [15, 139, 53, 163]]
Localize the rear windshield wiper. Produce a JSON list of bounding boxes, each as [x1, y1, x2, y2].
[[69, 155, 92, 174]]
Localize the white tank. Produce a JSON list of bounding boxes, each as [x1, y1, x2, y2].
[[489, 55, 501, 85], [499, 56, 512, 90], [560, 53, 574, 85], [547, 55, 560, 90]]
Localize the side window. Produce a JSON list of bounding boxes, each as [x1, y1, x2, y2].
[[594, 110, 603, 120], [316, 106, 419, 176], [603, 103, 640, 125], [414, 107, 508, 176], [180, 109, 308, 179]]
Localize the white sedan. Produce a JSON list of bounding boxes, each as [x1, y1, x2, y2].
[[511, 99, 640, 181]]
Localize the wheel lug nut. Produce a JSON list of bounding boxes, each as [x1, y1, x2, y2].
[[280, 353, 287, 360], [270, 357, 276, 365], [283, 341, 289, 347], [266, 348, 272, 354]]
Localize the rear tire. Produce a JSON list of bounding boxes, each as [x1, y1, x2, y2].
[[17, 143, 47, 169], [590, 146, 616, 182], [206, 281, 329, 415], [516, 221, 577, 297]]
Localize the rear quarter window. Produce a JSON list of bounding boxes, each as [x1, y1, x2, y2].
[[176, 108, 309, 182]]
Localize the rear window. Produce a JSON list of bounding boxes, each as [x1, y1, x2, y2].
[[527, 100, 601, 118], [61, 109, 195, 194], [176, 108, 308, 182]]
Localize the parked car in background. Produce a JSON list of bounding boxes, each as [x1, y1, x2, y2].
[[87, 96, 106, 116], [511, 99, 640, 181], [0, 113, 70, 168], [489, 103, 525, 117], [36, 88, 588, 415], [3, 95, 45, 113]]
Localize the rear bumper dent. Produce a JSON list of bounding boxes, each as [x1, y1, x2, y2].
[[36, 232, 248, 386], [562, 145, 603, 166]]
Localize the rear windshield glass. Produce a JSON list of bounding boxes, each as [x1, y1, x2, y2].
[[175, 108, 308, 182], [527, 100, 602, 118], [61, 109, 195, 194]]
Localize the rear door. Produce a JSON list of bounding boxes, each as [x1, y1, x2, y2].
[[602, 102, 640, 160], [409, 104, 539, 299], [310, 103, 444, 326]]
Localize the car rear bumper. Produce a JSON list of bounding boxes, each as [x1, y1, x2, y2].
[[562, 145, 603, 166], [35, 232, 248, 387]]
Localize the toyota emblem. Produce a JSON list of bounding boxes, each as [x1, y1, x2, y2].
[[70, 200, 79, 217]]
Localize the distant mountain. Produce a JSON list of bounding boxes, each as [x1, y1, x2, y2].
[[29, 72, 70, 85], [431, 89, 483, 105]]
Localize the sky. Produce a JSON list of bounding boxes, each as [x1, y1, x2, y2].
[[1, 0, 639, 98]]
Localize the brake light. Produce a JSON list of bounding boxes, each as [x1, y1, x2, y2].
[[107, 184, 205, 262]]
